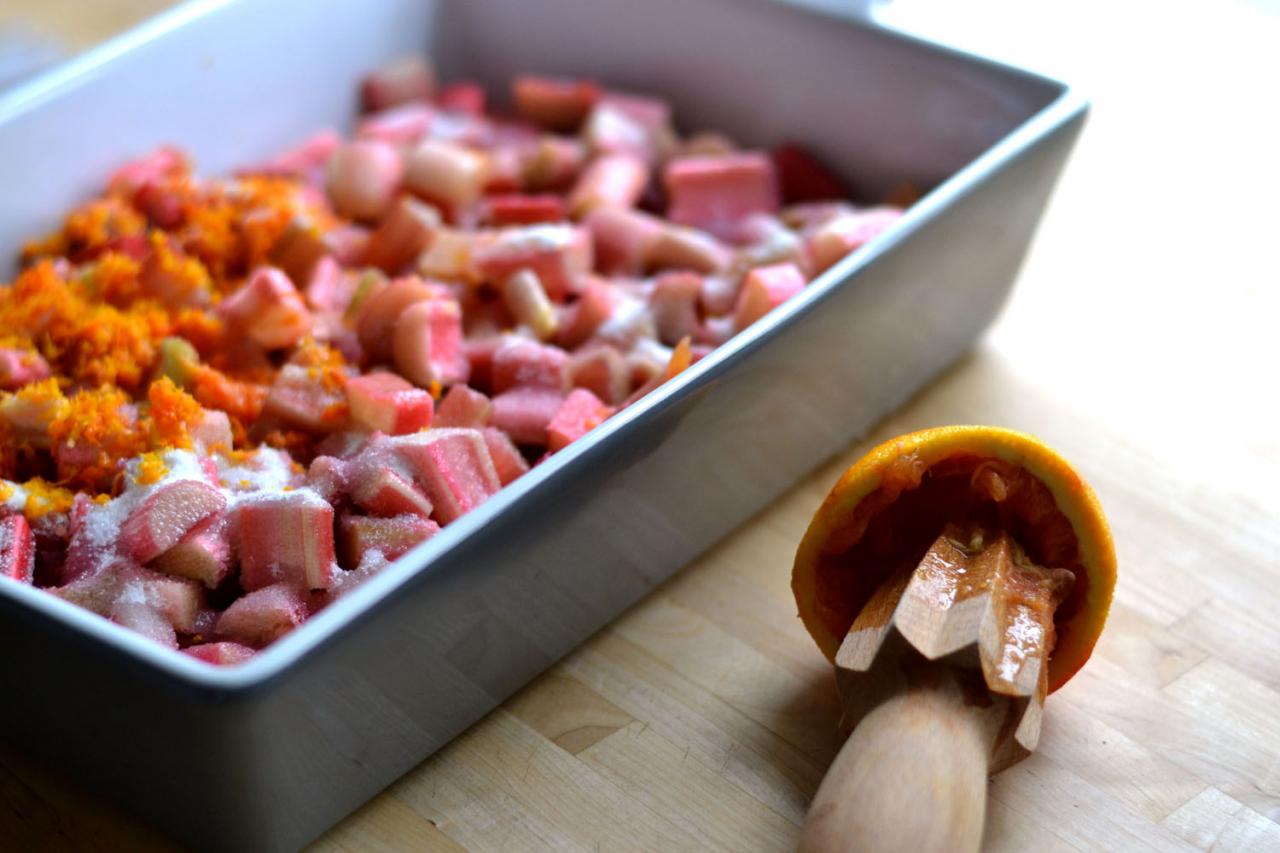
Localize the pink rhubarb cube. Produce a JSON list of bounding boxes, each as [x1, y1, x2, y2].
[[472, 224, 592, 302], [733, 262, 807, 331], [391, 298, 469, 388], [403, 140, 489, 221], [305, 455, 349, 504], [479, 427, 529, 486], [237, 493, 336, 591], [482, 194, 567, 227], [120, 479, 227, 565], [325, 140, 405, 223], [363, 196, 441, 274], [216, 582, 309, 647], [805, 207, 903, 275], [491, 339, 569, 394], [183, 642, 256, 666], [219, 267, 313, 351], [0, 514, 34, 584], [567, 154, 649, 218], [437, 81, 486, 115], [392, 429, 501, 524], [434, 384, 493, 428], [555, 279, 616, 349], [346, 371, 434, 435], [249, 130, 341, 182], [356, 276, 444, 363], [585, 208, 665, 275], [512, 76, 600, 131], [112, 599, 178, 649], [357, 103, 435, 146], [151, 514, 232, 589], [262, 364, 347, 433], [568, 345, 630, 406], [0, 348, 51, 391], [489, 387, 565, 447], [347, 460, 434, 519], [360, 55, 435, 112], [649, 271, 703, 346], [338, 512, 440, 568], [664, 152, 780, 243], [547, 389, 615, 452]]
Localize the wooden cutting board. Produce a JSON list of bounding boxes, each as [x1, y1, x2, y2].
[[2, 0, 1279, 850]]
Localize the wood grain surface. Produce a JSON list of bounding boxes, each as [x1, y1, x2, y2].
[[2, 1, 1278, 850]]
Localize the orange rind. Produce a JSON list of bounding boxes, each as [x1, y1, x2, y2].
[[793, 425, 1115, 692]]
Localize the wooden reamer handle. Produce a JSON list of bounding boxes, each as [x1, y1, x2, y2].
[[797, 679, 991, 853]]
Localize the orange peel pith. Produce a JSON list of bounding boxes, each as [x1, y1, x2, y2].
[[793, 425, 1116, 693]]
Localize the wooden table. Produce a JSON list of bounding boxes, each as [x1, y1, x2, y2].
[[2, 1, 1278, 850]]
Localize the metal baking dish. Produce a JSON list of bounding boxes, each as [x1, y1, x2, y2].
[[0, 0, 1086, 849]]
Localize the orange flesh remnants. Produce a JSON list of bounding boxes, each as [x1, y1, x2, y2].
[[793, 426, 1115, 693]]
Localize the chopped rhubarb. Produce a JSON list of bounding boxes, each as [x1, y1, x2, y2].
[[112, 599, 178, 649], [522, 136, 587, 191], [512, 76, 600, 131], [567, 154, 649, 218], [391, 298, 469, 388], [363, 196, 441, 273], [547, 388, 615, 452], [664, 152, 780, 242], [555, 279, 616, 349], [434, 384, 493, 428], [582, 104, 652, 161], [191, 409, 233, 454], [491, 338, 569, 393], [306, 455, 349, 504], [301, 256, 344, 312], [3, 63, 884, 656], [649, 271, 703, 346], [360, 55, 436, 112], [219, 267, 313, 350], [183, 642, 256, 666], [237, 493, 336, 591], [403, 140, 489, 220], [490, 387, 565, 446], [437, 81, 487, 115], [325, 140, 405, 222], [0, 514, 35, 584], [770, 144, 850, 203], [472, 224, 592, 302], [645, 225, 731, 274], [392, 429, 501, 523], [483, 194, 567, 226], [501, 270, 558, 341], [0, 348, 51, 391], [805, 207, 903, 275], [262, 364, 347, 433], [586, 208, 665, 275], [733, 262, 807, 331], [151, 514, 232, 589], [568, 345, 630, 405], [356, 103, 435, 146], [216, 582, 309, 647], [120, 479, 227, 564], [346, 371, 434, 435], [338, 512, 439, 568], [350, 465, 435, 520], [107, 146, 186, 195], [479, 427, 530, 485], [356, 276, 441, 363], [123, 567, 203, 633], [249, 130, 341, 181]]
